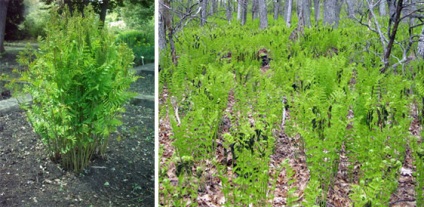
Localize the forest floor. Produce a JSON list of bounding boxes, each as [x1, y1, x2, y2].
[[159, 82, 420, 206], [0, 44, 155, 206]]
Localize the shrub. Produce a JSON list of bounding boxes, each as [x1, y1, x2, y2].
[[17, 7, 137, 173], [116, 29, 154, 66]]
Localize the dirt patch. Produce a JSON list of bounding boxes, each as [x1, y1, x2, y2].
[[0, 104, 154, 207], [133, 71, 154, 95]]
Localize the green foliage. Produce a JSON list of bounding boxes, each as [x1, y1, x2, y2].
[[18, 0, 51, 39], [17, 7, 137, 173], [160, 15, 423, 205], [116, 29, 154, 65], [119, 0, 153, 30]]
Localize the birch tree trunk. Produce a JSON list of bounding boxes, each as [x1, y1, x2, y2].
[[285, 0, 293, 26], [323, 0, 342, 27], [274, 0, 281, 20], [0, 0, 9, 53], [238, 0, 242, 20], [259, 0, 268, 29], [201, 0, 208, 26]]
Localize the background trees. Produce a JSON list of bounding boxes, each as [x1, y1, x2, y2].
[[0, 0, 154, 64], [0, 0, 10, 53], [159, 0, 424, 73]]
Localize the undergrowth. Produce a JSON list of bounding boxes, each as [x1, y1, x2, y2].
[[160, 17, 424, 206]]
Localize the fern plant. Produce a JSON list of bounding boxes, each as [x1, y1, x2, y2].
[[17, 7, 136, 173]]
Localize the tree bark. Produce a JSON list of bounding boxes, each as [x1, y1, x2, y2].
[[285, 0, 293, 26], [380, 0, 387, 15], [210, 0, 217, 15], [298, 0, 311, 27], [345, 0, 356, 18], [418, 25, 424, 58], [323, 0, 342, 27], [158, 0, 168, 51], [252, 0, 259, 20], [0, 0, 9, 54], [314, 0, 320, 24], [237, 0, 242, 20], [227, 0, 232, 22], [259, 0, 268, 29], [274, 0, 280, 20], [99, 0, 109, 26], [201, 0, 208, 26], [240, 0, 248, 25], [381, 0, 403, 73]]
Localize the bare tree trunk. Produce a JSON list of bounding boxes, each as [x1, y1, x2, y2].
[[381, 0, 404, 72], [159, 0, 168, 51], [238, 0, 242, 20], [380, 0, 387, 15], [298, 0, 311, 27], [285, 0, 293, 26], [201, 0, 208, 26], [99, 0, 109, 26], [210, 0, 217, 15], [323, 0, 342, 27], [241, 0, 248, 25], [252, 0, 259, 20], [259, 0, 268, 29], [0, 0, 9, 54], [345, 0, 356, 18], [418, 25, 424, 58], [274, 0, 281, 20], [227, 0, 233, 22], [387, 0, 396, 22], [314, 0, 320, 24]]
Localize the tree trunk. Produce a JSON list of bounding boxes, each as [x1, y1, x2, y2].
[[227, 0, 232, 22], [285, 0, 293, 27], [158, 0, 168, 51], [323, 0, 342, 27], [387, 0, 396, 21], [298, 0, 311, 27], [0, 0, 9, 54], [418, 25, 424, 58], [252, 0, 259, 20], [240, 0, 248, 25], [210, 0, 217, 15], [274, 0, 280, 20], [259, 0, 268, 29], [238, 0, 242, 20], [99, 0, 109, 26], [345, 0, 356, 18], [379, 0, 387, 15], [201, 0, 208, 26], [314, 0, 320, 24]]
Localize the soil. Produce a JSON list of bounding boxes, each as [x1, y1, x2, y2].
[[0, 45, 155, 206], [132, 71, 154, 95]]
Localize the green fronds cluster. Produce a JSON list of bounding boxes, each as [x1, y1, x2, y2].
[[18, 7, 137, 173]]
